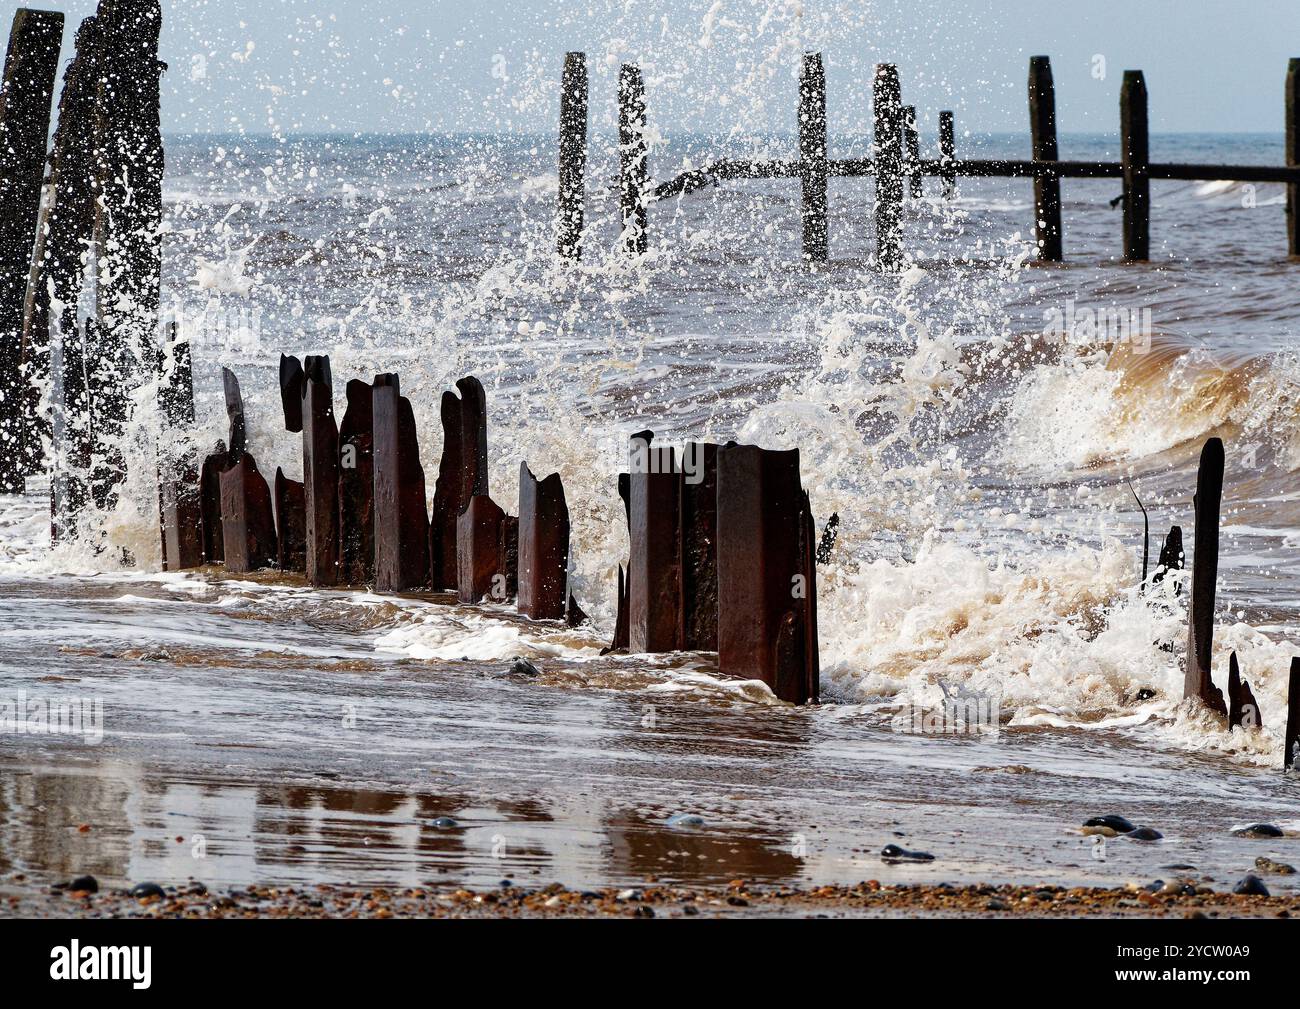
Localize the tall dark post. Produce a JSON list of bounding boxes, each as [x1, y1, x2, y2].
[[302, 356, 340, 587], [1285, 657, 1300, 770], [1184, 438, 1226, 716], [1120, 70, 1150, 262], [556, 51, 587, 260], [1028, 56, 1063, 262], [618, 63, 648, 256], [799, 52, 828, 263], [0, 9, 63, 492], [873, 63, 903, 271], [938, 110, 956, 199], [1286, 58, 1298, 259], [902, 105, 922, 199]]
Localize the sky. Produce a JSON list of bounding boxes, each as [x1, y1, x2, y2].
[[11, 0, 1300, 136]]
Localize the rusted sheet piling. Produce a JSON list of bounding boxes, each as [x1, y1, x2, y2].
[[556, 51, 587, 260], [681, 442, 719, 650], [602, 475, 633, 654], [618, 63, 649, 256], [1120, 70, 1150, 262], [628, 433, 683, 653], [518, 462, 571, 620], [1227, 652, 1262, 730], [873, 63, 903, 271], [716, 443, 819, 705], [1152, 525, 1184, 586], [1287, 59, 1298, 258], [938, 110, 956, 199], [338, 379, 375, 585], [279, 354, 304, 431], [219, 454, 277, 574], [457, 494, 513, 604], [301, 355, 339, 586], [430, 376, 488, 590], [0, 8, 63, 491], [1184, 437, 1226, 716], [903, 105, 922, 199], [799, 52, 828, 262], [1028, 56, 1063, 262], [198, 443, 229, 564], [274, 467, 306, 573], [158, 327, 201, 571], [372, 374, 429, 592], [1285, 658, 1300, 770]]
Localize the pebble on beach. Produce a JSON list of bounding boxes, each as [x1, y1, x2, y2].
[[1232, 824, 1284, 838], [1232, 874, 1270, 897], [1254, 856, 1296, 875], [1081, 815, 1137, 837], [881, 844, 935, 863]]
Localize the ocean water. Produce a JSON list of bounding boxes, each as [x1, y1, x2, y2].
[[2, 126, 1300, 893]]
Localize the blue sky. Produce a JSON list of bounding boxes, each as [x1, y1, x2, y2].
[[12, 0, 1300, 135]]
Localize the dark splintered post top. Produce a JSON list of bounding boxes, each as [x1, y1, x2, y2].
[[1184, 437, 1226, 716], [0, 8, 63, 492], [1028, 56, 1063, 262], [799, 52, 828, 263], [873, 63, 903, 271], [1120, 70, 1150, 262], [556, 51, 587, 260], [1286, 58, 1299, 258], [618, 63, 649, 256], [938, 110, 956, 200]]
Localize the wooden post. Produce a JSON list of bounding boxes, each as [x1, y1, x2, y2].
[[1028, 56, 1063, 262], [274, 467, 306, 573], [799, 52, 828, 262], [556, 51, 587, 260], [1287, 58, 1298, 258], [873, 63, 903, 271], [1120, 70, 1150, 262], [338, 379, 375, 585], [1184, 437, 1226, 716], [158, 323, 201, 571], [302, 356, 340, 587], [219, 454, 277, 574], [681, 442, 719, 650], [0, 9, 63, 492], [618, 63, 648, 256], [902, 105, 922, 199], [518, 462, 571, 621], [1285, 657, 1300, 770], [628, 433, 683, 653], [938, 110, 956, 199], [372, 373, 430, 592]]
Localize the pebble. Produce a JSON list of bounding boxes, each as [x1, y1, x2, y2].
[[508, 657, 541, 677], [666, 813, 705, 829], [1232, 874, 1270, 897], [129, 883, 166, 900], [1082, 815, 1136, 836], [1233, 823, 1284, 838], [429, 817, 458, 829], [881, 844, 935, 863], [58, 875, 98, 894], [1254, 856, 1297, 875], [1124, 826, 1163, 842]]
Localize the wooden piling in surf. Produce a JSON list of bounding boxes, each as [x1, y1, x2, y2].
[[157, 324, 202, 571], [274, 467, 306, 573], [302, 356, 340, 586], [628, 433, 684, 653], [430, 376, 488, 590], [1028, 56, 1063, 262], [279, 354, 304, 432], [372, 374, 430, 593], [1227, 652, 1262, 730], [1285, 657, 1300, 770], [903, 105, 922, 200], [681, 442, 719, 650], [219, 454, 277, 574], [618, 63, 648, 256], [1184, 437, 1226, 716], [1120, 70, 1150, 262], [457, 494, 513, 604], [1287, 58, 1299, 259], [338, 379, 375, 585], [556, 51, 587, 260], [799, 52, 828, 262], [938, 110, 956, 199], [873, 63, 903, 271], [0, 8, 63, 492], [517, 462, 571, 621]]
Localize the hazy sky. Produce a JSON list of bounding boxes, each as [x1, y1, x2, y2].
[[14, 0, 1300, 135]]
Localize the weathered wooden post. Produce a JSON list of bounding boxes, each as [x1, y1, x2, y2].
[[457, 494, 514, 604], [1286, 58, 1298, 259], [517, 462, 571, 620], [1285, 658, 1300, 770], [338, 379, 375, 585], [1227, 652, 1262, 730], [938, 110, 956, 200], [902, 105, 922, 199], [219, 453, 277, 573], [198, 444, 229, 564], [1028, 56, 1063, 262], [799, 52, 828, 263], [274, 467, 306, 573], [681, 442, 719, 650], [716, 443, 819, 705], [1152, 525, 1184, 586], [628, 432, 683, 653], [873, 63, 903, 271], [556, 51, 587, 260], [0, 9, 63, 492], [157, 324, 202, 571], [372, 373, 430, 592], [1120, 70, 1150, 262], [301, 356, 339, 585], [618, 63, 649, 256], [430, 376, 488, 590], [1184, 437, 1226, 715], [279, 354, 304, 432]]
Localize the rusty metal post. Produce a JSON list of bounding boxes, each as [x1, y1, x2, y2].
[[198, 443, 230, 564], [799, 52, 828, 262], [338, 379, 375, 585], [430, 376, 487, 590], [556, 51, 587, 260], [628, 432, 683, 653], [0, 9, 63, 491], [219, 453, 277, 573], [518, 462, 571, 620], [1184, 437, 1226, 716], [457, 493, 511, 604], [681, 442, 718, 650], [302, 355, 339, 586], [274, 467, 306, 573], [372, 373, 429, 592]]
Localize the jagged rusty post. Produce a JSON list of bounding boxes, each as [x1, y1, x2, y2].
[[301, 355, 339, 586], [938, 110, 956, 200], [1152, 525, 1184, 586], [799, 52, 828, 263], [87, 0, 167, 512], [618, 63, 649, 256], [1028, 56, 1063, 262], [902, 105, 922, 200], [274, 468, 306, 573], [1120, 70, 1150, 262], [157, 323, 201, 570], [457, 494, 511, 604], [0, 8, 63, 491], [372, 373, 430, 592], [219, 454, 277, 573], [518, 462, 570, 620], [279, 354, 304, 432], [680, 442, 718, 650], [338, 379, 375, 585], [873, 63, 903, 271], [628, 432, 683, 653], [1227, 652, 1262, 730], [716, 443, 819, 705], [1285, 658, 1300, 770], [1286, 59, 1298, 258], [1184, 437, 1226, 716], [198, 442, 229, 563], [430, 376, 487, 590], [556, 51, 587, 260]]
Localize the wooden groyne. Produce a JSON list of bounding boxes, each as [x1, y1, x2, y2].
[[554, 52, 1300, 268]]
